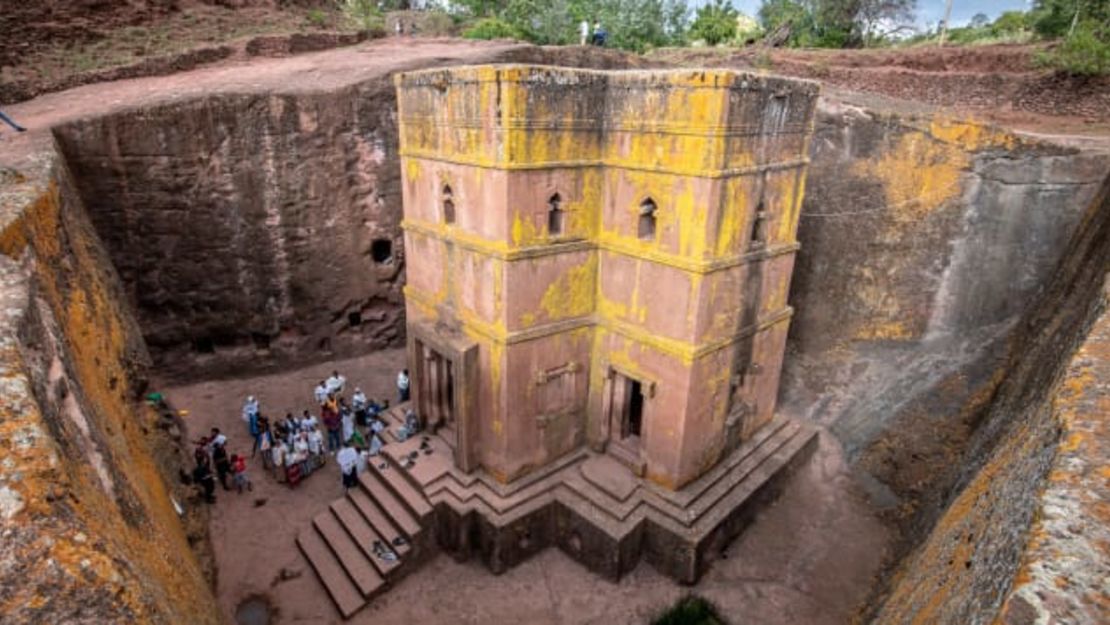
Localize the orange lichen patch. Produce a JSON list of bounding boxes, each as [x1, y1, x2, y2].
[[851, 119, 1019, 222], [996, 282, 1110, 624], [854, 319, 914, 341], [0, 175, 220, 623]]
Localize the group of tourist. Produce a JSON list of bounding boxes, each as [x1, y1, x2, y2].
[[245, 370, 397, 489], [188, 367, 419, 503], [191, 426, 252, 503]]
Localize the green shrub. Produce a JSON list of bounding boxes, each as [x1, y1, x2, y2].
[[462, 18, 524, 40], [690, 0, 738, 46], [306, 9, 329, 29], [420, 11, 457, 36], [990, 10, 1029, 36], [1036, 21, 1110, 75], [652, 595, 725, 625], [336, 0, 382, 32]]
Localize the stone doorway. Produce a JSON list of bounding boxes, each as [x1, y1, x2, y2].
[[605, 370, 648, 475], [419, 345, 456, 434], [408, 326, 478, 473]]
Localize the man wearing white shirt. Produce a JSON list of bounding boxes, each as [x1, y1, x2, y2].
[[242, 396, 259, 423], [337, 444, 359, 492], [206, 428, 227, 454], [397, 369, 410, 403], [301, 409, 318, 431], [307, 427, 324, 457], [313, 381, 329, 405], [293, 433, 310, 476], [326, 370, 346, 395]]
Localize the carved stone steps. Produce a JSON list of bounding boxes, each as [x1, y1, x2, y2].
[[347, 488, 412, 553], [357, 470, 422, 538], [312, 511, 385, 598], [330, 498, 404, 577], [296, 527, 372, 620], [373, 453, 434, 519]]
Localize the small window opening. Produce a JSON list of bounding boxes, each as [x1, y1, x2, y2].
[[750, 199, 767, 247], [193, 336, 215, 354], [638, 198, 657, 240], [442, 184, 455, 224], [348, 311, 362, 327], [547, 193, 565, 236], [370, 239, 393, 263], [251, 332, 271, 350]]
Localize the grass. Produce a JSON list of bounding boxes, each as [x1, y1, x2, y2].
[[652, 595, 726, 625]]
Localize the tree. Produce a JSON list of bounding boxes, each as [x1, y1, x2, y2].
[[853, 0, 918, 45], [1037, 18, 1110, 74], [453, 0, 507, 18], [757, 0, 917, 48], [589, 0, 690, 52], [758, 0, 812, 42], [1031, 0, 1110, 39], [336, 0, 383, 32], [690, 0, 739, 45], [473, 0, 688, 52], [970, 12, 990, 29], [502, 0, 578, 44], [990, 11, 1030, 35]]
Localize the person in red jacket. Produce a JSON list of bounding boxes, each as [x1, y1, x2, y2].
[[230, 454, 252, 494]]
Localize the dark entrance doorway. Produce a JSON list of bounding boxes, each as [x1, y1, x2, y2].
[[624, 380, 644, 438], [419, 344, 456, 436], [606, 370, 648, 474]]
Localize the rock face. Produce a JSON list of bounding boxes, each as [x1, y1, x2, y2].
[[55, 86, 408, 381], [875, 164, 1110, 625], [0, 159, 220, 624], [791, 103, 1107, 354]]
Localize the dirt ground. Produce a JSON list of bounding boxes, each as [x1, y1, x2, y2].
[[1, 2, 348, 80], [164, 350, 891, 625], [650, 43, 1110, 136]]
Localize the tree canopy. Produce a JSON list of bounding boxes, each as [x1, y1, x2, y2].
[[758, 0, 917, 47]]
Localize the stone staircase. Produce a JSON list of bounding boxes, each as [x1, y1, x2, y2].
[[298, 404, 818, 615], [295, 421, 435, 619], [405, 414, 818, 581]]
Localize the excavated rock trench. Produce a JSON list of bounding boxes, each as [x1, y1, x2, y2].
[[2, 41, 1107, 624]]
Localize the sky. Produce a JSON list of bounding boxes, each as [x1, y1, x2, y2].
[[695, 0, 1035, 29]]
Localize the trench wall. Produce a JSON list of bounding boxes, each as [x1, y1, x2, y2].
[[0, 157, 219, 624], [785, 104, 1109, 624], [874, 169, 1110, 625], [793, 103, 1107, 353], [53, 85, 408, 381]]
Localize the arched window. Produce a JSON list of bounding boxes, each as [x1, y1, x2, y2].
[[547, 193, 564, 236], [442, 184, 455, 224], [749, 197, 766, 248], [638, 198, 657, 240]]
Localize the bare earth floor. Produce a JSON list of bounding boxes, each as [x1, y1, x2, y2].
[[164, 350, 891, 625]]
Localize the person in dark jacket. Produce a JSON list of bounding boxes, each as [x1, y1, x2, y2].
[[212, 441, 232, 491], [192, 457, 216, 503]]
